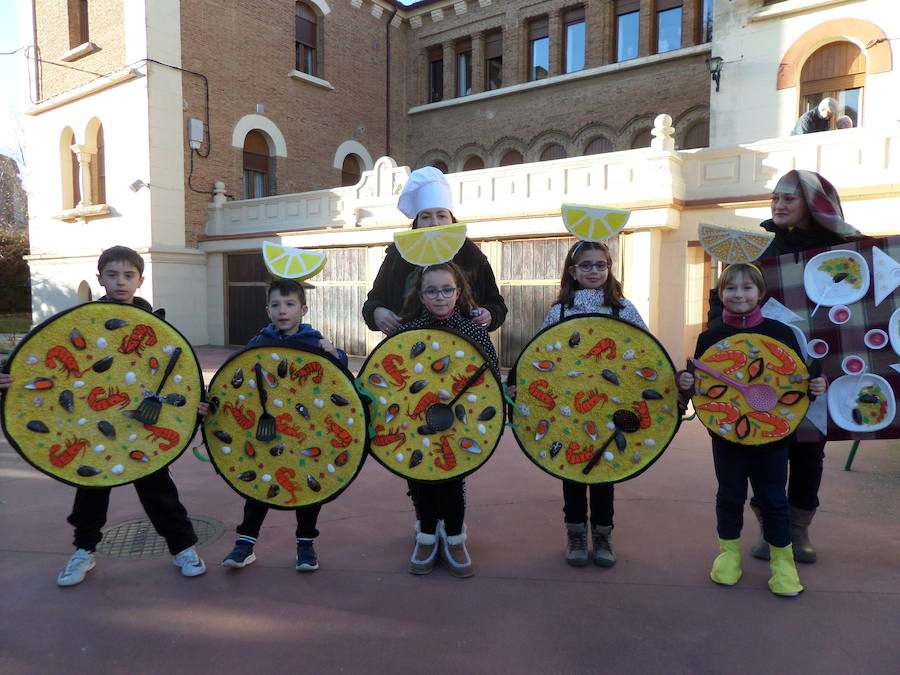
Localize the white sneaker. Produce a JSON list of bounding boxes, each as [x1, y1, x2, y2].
[[57, 548, 96, 587], [173, 546, 206, 577]]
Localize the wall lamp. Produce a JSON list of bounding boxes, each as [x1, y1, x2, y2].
[[129, 179, 150, 192], [706, 56, 724, 92]]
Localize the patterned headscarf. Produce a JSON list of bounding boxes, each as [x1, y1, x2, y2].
[[773, 170, 865, 240]]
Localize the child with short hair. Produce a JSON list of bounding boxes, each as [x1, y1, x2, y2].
[[58, 245, 206, 586], [221, 278, 347, 572], [677, 263, 826, 597]]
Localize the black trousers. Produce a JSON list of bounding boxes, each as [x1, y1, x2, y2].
[[749, 441, 826, 511], [407, 479, 465, 536], [236, 500, 322, 539], [562, 480, 614, 527], [68, 468, 197, 554]]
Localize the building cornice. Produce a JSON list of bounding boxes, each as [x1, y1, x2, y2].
[[25, 68, 141, 116]]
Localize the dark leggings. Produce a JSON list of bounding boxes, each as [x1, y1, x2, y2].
[[407, 479, 465, 536], [236, 500, 322, 539], [562, 480, 614, 527], [749, 441, 825, 512]]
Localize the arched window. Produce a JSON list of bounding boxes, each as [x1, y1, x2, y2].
[[584, 136, 613, 155], [499, 150, 524, 166], [432, 160, 449, 173], [243, 130, 271, 199], [800, 41, 866, 127], [540, 144, 567, 161], [92, 124, 106, 204], [341, 154, 361, 186], [681, 120, 709, 149], [60, 127, 80, 209], [630, 128, 651, 148], [295, 2, 318, 76], [462, 155, 484, 171]]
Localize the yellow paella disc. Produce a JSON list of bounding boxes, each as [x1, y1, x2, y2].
[[691, 333, 809, 446], [203, 346, 368, 508], [358, 329, 505, 482], [511, 315, 679, 485], [0, 303, 203, 487]]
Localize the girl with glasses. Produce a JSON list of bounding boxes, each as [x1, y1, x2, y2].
[[394, 262, 499, 578]]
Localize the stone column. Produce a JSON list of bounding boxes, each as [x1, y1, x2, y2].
[[71, 143, 96, 207], [472, 31, 485, 94], [442, 41, 455, 100]]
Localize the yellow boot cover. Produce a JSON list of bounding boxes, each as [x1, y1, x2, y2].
[[710, 538, 742, 586], [768, 543, 804, 597]]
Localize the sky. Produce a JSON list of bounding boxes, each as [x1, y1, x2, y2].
[[0, 0, 25, 164]]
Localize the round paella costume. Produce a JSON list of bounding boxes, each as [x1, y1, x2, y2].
[[1, 303, 203, 487]]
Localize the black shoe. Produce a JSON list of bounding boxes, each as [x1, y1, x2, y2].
[[222, 541, 256, 568], [296, 539, 318, 572]]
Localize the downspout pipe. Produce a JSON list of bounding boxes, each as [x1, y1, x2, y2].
[[385, 6, 399, 158]]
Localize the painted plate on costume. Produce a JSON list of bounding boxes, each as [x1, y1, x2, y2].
[[510, 314, 679, 485], [803, 249, 870, 307], [203, 345, 368, 509], [827, 373, 895, 432], [889, 308, 900, 357], [0, 303, 203, 487], [691, 333, 809, 446], [357, 329, 505, 482]]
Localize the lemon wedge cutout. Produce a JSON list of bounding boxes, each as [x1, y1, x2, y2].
[[561, 204, 630, 242], [393, 223, 468, 266], [262, 241, 327, 280], [698, 224, 774, 264]]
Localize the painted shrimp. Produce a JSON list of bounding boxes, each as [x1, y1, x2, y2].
[[528, 379, 557, 411], [697, 401, 741, 426], [44, 346, 83, 377], [87, 386, 131, 411], [565, 441, 594, 465], [702, 349, 747, 374], [746, 411, 791, 437], [275, 413, 306, 441], [761, 340, 797, 375], [452, 363, 486, 395], [434, 434, 457, 471], [49, 436, 89, 468], [275, 467, 302, 504], [143, 423, 180, 451], [324, 415, 352, 448], [381, 354, 409, 390], [583, 338, 616, 361], [117, 325, 157, 357], [574, 388, 608, 414], [290, 361, 324, 385], [631, 400, 651, 429], [223, 401, 256, 430], [372, 425, 406, 453], [407, 392, 441, 420]]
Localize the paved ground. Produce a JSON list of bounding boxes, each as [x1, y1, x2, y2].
[[1, 346, 898, 674]]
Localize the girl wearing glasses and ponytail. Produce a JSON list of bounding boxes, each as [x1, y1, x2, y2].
[[394, 262, 499, 579]]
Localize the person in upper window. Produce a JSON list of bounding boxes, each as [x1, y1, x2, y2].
[[790, 98, 838, 135], [362, 167, 507, 336], [835, 115, 853, 130]]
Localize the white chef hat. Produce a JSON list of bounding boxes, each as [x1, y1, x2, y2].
[[397, 167, 453, 219]]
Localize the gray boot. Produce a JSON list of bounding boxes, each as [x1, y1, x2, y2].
[[749, 504, 769, 560], [790, 506, 817, 563], [565, 523, 588, 567], [591, 525, 617, 567]]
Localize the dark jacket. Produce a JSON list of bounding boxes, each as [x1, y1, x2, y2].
[[96, 295, 154, 312], [397, 308, 500, 377], [248, 323, 349, 368], [790, 109, 830, 135], [362, 239, 507, 332]]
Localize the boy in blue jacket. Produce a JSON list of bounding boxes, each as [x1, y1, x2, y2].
[[222, 278, 347, 572]]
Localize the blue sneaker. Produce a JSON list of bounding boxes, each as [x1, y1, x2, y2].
[[296, 539, 318, 571], [222, 540, 256, 568]]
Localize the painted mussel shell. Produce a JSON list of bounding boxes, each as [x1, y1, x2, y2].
[[535, 419, 550, 441], [266, 485, 280, 499], [778, 391, 806, 406], [104, 318, 128, 330], [459, 438, 482, 454], [295, 403, 311, 419], [259, 367, 277, 388], [706, 385, 728, 399], [568, 330, 581, 348], [244, 441, 256, 458], [532, 360, 555, 372], [417, 425, 436, 436], [213, 429, 232, 443], [24, 377, 54, 390], [129, 450, 149, 462], [477, 406, 496, 421], [27, 420, 50, 433], [548, 440, 563, 458], [409, 380, 428, 394], [97, 420, 116, 440], [269, 444, 285, 456], [614, 431, 627, 452], [277, 358, 289, 378], [162, 393, 187, 407], [634, 367, 657, 381], [330, 393, 350, 406], [454, 404, 468, 423], [237, 470, 257, 482], [58, 390, 75, 413], [368, 373, 389, 388], [601, 369, 620, 385], [231, 368, 244, 388], [334, 451, 349, 467], [306, 474, 321, 492], [583, 420, 599, 441], [408, 449, 423, 469], [857, 393, 880, 404], [301, 447, 322, 457], [69, 328, 87, 350], [76, 465, 102, 477], [148, 356, 160, 375], [91, 355, 114, 373], [641, 389, 663, 400], [410, 341, 426, 358], [385, 403, 400, 423], [431, 356, 451, 374], [208, 396, 221, 415], [852, 408, 863, 425], [747, 358, 765, 382]]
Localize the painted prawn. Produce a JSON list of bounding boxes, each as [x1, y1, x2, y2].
[[223, 401, 256, 430], [452, 363, 486, 395], [434, 434, 457, 471], [702, 349, 747, 374], [583, 337, 616, 361], [746, 411, 791, 438], [44, 345, 83, 377], [49, 436, 89, 468], [528, 379, 557, 410], [143, 423, 180, 451], [381, 354, 409, 390], [761, 340, 797, 375], [697, 401, 741, 426], [290, 361, 324, 385], [275, 467, 302, 504], [631, 400, 651, 429], [324, 415, 352, 448], [574, 388, 608, 414], [275, 413, 306, 441], [87, 386, 131, 411], [407, 392, 441, 420], [117, 325, 157, 357], [565, 441, 594, 465], [372, 424, 406, 453]]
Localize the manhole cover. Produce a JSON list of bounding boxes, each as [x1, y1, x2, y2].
[[97, 515, 225, 560]]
